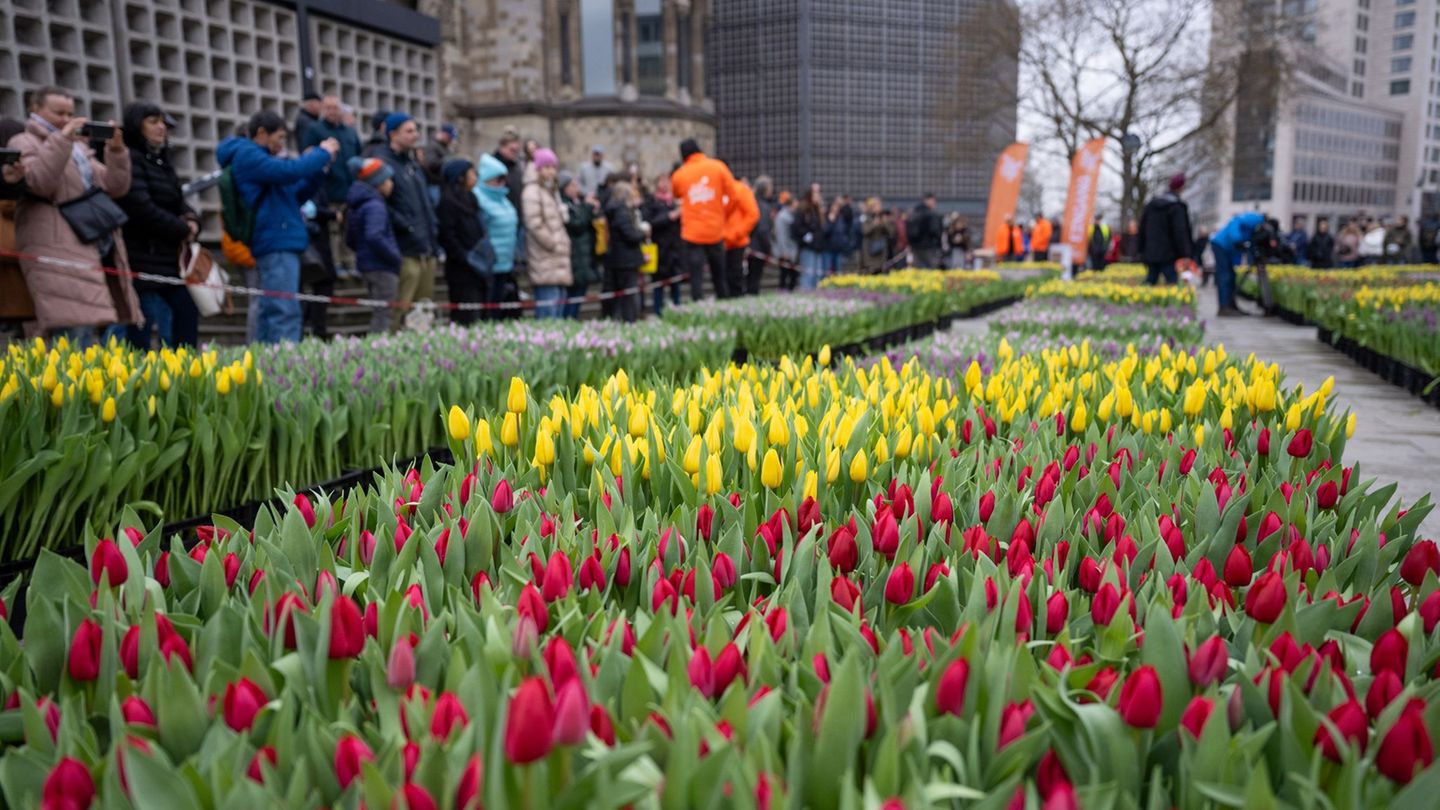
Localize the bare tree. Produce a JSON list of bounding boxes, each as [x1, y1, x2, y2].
[[1017, 0, 1292, 225]]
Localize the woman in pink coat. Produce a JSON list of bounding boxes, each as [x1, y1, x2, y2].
[[9, 86, 140, 344]]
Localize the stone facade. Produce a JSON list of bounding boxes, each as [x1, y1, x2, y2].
[[436, 0, 715, 181]]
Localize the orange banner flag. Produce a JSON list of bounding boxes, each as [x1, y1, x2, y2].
[[1061, 137, 1107, 263], [983, 143, 1029, 254]]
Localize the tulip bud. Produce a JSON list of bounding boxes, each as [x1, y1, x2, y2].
[[1370, 629, 1409, 679], [90, 538, 128, 588], [978, 491, 995, 523], [1244, 571, 1287, 623], [1117, 665, 1163, 728], [884, 563, 915, 605], [67, 619, 103, 682], [1045, 592, 1069, 634], [541, 551, 574, 602], [41, 757, 95, 810], [121, 695, 156, 727], [455, 755, 484, 809], [431, 691, 471, 741], [1401, 540, 1440, 586], [1315, 700, 1368, 761], [247, 746, 277, 783], [293, 493, 317, 528], [1367, 670, 1405, 718], [491, 479, 514, 513], [1180, 696, 1215, 738], [1223, 544, 1253, 587], [1287, 428, 1313, 458], [387, 639, 416, 690], [328, 595, 365, 658], [334, 734, 374, 788], [998, 701, 1034, 749], [551, 680, 589, 745], [222, 678, 268, 732], [1376, 705, 1435, 783], [935, 658, 969, 717], [504, 677, 556, 764], [1188, 636, 1228, 686]]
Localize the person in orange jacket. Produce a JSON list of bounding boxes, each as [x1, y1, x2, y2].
[[670, 138, 738, 299], [994, 214, 1013, 259], [722, 178, 760, 297], [1030, 215, 1052, 260]]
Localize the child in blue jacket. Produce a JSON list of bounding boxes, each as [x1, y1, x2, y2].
[[345, 157, 402, 332]]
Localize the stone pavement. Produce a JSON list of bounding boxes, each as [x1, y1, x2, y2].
[[1198, 287, 1440, 537]]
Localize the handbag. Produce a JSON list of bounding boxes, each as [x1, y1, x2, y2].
[[639, 242, 658, 274], [466, 238, 496, 276], [58, 187, 128, 244], [181, 242, 229, 317]]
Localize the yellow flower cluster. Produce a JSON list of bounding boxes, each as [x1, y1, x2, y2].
[[820, 269, 1003, 294], [1352, 283, 1440, 312], [0, 337, 259, 416], [1028, 279, 1195, 305], [452, 341, 1349, 498], [1258, 265, 1439, 285]]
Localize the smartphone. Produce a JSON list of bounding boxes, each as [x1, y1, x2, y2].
[[0, 148, 19, 166], [80, 122, 115, 141]]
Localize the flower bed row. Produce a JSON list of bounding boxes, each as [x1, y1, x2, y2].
[[0, 321, 734, 561], [5, 304, 1439, 808], [664, 275, 1033, 363]]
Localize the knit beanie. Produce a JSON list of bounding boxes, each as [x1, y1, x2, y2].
[[384, 112, 414, 135], [441, 158, 474, 185], [679, 138, 701, 159], [533, 148, 558, 169], [349, 157, 394, 188]]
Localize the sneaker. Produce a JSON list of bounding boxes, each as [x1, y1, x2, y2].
[[1216, 307, 1242, 317]]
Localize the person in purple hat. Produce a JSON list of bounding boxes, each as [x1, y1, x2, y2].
[[1136, 172, 1193, 286]]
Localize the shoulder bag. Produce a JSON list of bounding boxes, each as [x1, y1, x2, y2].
[[58, 187, 128, 244]]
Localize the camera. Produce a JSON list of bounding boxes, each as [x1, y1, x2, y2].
[[1249, 218, 1294, 264], [80, 122, 116, 142]]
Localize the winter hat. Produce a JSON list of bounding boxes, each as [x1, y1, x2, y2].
[[533, 148, 558, 169], [441, 157, 473, 185], [679, 138, 701, 159], [349, 157, 394, 188], [369, 110, 389, 131], [441, 123, 459, 139], [383, 112, 414, 134], [1168, 173, 1186, 193]]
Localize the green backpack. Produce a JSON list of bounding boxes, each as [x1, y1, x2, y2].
[[217, 166, 256, 245]]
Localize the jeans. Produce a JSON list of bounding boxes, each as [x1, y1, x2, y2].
[[1144, 262, 1177, 285], [255, 251, 302, 344], [652, 280, 682, 315], [132, 287, 199, 348], [745, 254, 766, 294], [798, 249, 826, 289], [1214, 248, 1237, 310], [363, 271, 398, 333], [534, 285, 565, 318], [684, 241, 728, 300]]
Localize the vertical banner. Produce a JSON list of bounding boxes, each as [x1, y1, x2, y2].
[[983, 143, 1029, 253], [1061, 137, 1107, 263]]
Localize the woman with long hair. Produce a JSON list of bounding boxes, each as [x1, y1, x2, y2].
[[791, 186, 828, 289]]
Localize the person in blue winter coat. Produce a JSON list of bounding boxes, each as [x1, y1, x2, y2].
[[1208, 211, 1265, 317], [475, 153, 520, 319], [344, 157, 401, 334], [216, 110, 338, 343]]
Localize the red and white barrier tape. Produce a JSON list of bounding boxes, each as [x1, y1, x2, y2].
[[2, 249, 689, 311]]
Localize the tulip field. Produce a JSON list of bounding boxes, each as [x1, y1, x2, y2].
[[3, 270, 1440, 809]]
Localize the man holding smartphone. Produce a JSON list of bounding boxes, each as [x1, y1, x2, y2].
[[10, 85, 139, 346]]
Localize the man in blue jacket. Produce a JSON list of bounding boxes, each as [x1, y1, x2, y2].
[[1208, 210, 1265, 317], [217, 110, 338, 343]]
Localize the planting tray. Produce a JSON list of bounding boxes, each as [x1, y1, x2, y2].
[[1316, 327, 1440, 411]]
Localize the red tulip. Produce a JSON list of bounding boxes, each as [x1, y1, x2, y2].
[[1091, 583, 1121, 625], [1315, 700, 1368, 761], [90, 538, 128, 588], [544, 637, 580, 691], [998, 701, 1034, 749], [696, 503, 715, 541], [121, 696, 155, 727], [884, 563, 915, 605], [1256, 511, 1282, 543], [541, 551, 574, 602], [713, 552, 737, 590], [1117, 665, 1163, 728], [827, 524, 859, 573], [400, 783, 438, 810], [688, 646, 715, 697], [1287, 428, 1313, 457], [247, 746, 277, 783], [1371, 629, 1409, 678], [41, 757, 94, 810], [223, 678, 268, 732], [551, 679, 589, 745], [431, 692, 471, 740], [334, 733, 374, 788], [455, 755, 484, 809], [328, 595, 365, 658], [590, 703, 617, 745], [1244, 572, 1287, 623], [932, 490, 954, 525], [1401, 541, 1440, 586], [1316, 481, 1338, 510], [1377, 705, 1435, 783], [1180, 696, 1215, 738], [387, 639, 416, 690], [1045, 592, 1069, 634], [67, 619, 103, 682], [831, 576, 861, 611], [293, 493, 317, 527], [935, 658, 970, 716], [516, 582, 549, 632], [872, 509, 900, 560], [1222, 544, 1253, 587], [1188, 636, 1228, 686], [504, 677, 555, 763], [1367, 669, 1404, 719], [979, 491, 996, 523], [714, 643, 747, 695], [490, 479, 514, 513]]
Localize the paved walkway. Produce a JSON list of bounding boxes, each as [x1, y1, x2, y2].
[[944, 288, 1440, 537], [1200, 287, 1440, 537]]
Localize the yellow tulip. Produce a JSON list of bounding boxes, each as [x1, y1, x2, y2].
[[215, 369, 231, 395], [874, 435, 890, 464], [803, 469, 818, 500], [1069, 397, 1087, 434], [534, 428, 556, 466], [101, 396, 116, 423], [1182, 379, 1206, 417], [818, 344, 831, 366], [704, 452, 723, 495], [767, 413, 790, 447], [189, 358, 202, 378], [50, 383, 64, 408], [475, 418, 494, 457], [507, 376, 528, 413], [760, 448, 783, 490], [447, 405, 471, 441], [1346, 412, 1357, 438], [683, 436, 702, 474], [501, 412, 520, 447], [147, 395, 156, 416], [733, 418, 756, 454], [849, 449, 868, 482], [964, 360, 982, 392], [826, 448, 841, 482]]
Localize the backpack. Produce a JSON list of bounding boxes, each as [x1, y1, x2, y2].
[[217, 166, 257, 246], [905, 213, 924, 244], [1421, 221, 1439, 249]]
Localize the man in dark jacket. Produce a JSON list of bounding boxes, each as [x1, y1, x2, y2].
[[422, 123, 456, 201], [746, 175, 776, 295], [218, 110, 337, 344], [302, 95, 362, 276], [906, 194, 943, 268], [1420, 213, 1440, 263], [293, 92, 321, 153], [1306, 218, 1335, 268], [361, 110, 388, 158], [494, 130, 525, 213], [376, 113, 439, 329], [1136, 173, 1193, 285]]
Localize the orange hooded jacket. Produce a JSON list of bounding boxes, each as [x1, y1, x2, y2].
[[1031, 218, 1052, 252], [723, 182, 760, 250], [671, 151, 737, 245]]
